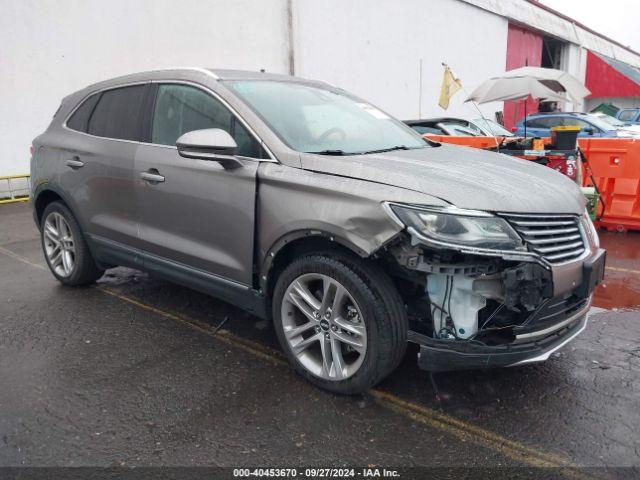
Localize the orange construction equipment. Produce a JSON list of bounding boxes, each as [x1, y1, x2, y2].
[[428, 135, 640, 232], [426, 135, 509, 149], [579, 138, 640, 232]]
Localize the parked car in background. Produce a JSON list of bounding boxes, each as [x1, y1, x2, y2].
[[616, 108, 640, 125], [405, 117, 514, 137], [31, 68, 604, 394], [515, 112, 639, 138], [592, 112, 640, 136]]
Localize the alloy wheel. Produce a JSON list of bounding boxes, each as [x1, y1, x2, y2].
[[281, 273, 367, 380], [43, 212, 76, 277]]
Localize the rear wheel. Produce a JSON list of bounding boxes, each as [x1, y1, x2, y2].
[[272, 252, 407, 394], [41, 202, 104, 286]]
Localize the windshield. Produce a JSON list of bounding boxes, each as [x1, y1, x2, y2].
[[471, 118, 514, 136], [227, 80, 427, 154], [440, 122, 482, 136], [594, 114, 624, 127], [578, 115, 616, 131]]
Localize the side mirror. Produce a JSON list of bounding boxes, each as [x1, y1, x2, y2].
[[176, 128, 242, 169], [583, 127, 595, 135]]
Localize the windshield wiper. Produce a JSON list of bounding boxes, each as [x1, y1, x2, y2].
[[359, 145, 412, 155], [305, 149, 350, 156], [423, 137, 441, 147]]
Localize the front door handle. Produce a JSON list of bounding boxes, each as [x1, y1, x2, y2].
[[140, 170, 165, 183], [65, 156, 84, 169]]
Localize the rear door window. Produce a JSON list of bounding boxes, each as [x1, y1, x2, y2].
[[151, 84, 261, 158], [87, 85, 146, 141], [525, 118, 544, 128], [527, 117, 560, 129]]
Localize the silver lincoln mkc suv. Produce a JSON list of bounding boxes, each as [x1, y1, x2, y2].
[[31, 68, 605, 394]]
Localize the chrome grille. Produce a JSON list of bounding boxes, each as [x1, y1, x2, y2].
[[501, 214, 586, 264]]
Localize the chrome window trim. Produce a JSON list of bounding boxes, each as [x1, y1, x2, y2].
[[62, 80, 148, 140], [62, 79, 277, 163]]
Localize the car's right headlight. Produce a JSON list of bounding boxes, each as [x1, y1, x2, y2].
[[386, 203, 524, 251]]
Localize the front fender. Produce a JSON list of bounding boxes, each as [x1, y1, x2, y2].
[[256, 162, 446, 291]]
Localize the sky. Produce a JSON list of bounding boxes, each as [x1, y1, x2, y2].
[[540, 0, 640, 52]]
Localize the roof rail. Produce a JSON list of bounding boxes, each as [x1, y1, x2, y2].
[[148, 67, 219, 79]]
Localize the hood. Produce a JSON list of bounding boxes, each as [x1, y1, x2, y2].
[[617, 125, 640, 136], [300, 144, 586, 214]]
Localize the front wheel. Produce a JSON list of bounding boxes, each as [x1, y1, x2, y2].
[[272, 253, 407, 394]]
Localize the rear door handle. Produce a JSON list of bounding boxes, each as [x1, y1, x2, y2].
[[65, 156, 84, 169], [140, 171, 165, 183]]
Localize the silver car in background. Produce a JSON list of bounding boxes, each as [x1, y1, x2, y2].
[[30, 68, 605, 394], [404, 117, 515, 137]]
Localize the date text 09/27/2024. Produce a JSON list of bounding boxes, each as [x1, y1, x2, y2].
[[233, 468, 401, 478]]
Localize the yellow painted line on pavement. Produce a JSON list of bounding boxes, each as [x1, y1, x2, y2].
[[606, 266, 640, 275], [84, 286, 599, 476], [0, 245, 46, 270], [0, 244, 593, 475], [96, 285, 287, 367], [371, 390, 566, 468]]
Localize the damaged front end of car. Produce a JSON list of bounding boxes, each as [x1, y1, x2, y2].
[[379, 203, 605, 372]]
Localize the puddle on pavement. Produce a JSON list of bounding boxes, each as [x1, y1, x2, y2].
[[593, 231, 640, 311], [593, 279, 640, 311]]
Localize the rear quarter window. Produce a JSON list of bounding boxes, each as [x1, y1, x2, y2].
[[66, 94, 100, 132]]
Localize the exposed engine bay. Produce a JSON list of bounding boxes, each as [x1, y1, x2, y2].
[[382, 235, 573, 347]]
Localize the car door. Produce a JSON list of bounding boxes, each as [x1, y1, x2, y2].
[[134, 82, 264, 285], [60, 84, 147, 257], [562, 118, 602, 137]]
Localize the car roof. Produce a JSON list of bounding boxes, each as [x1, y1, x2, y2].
[[72, 67, 331, 98], [526, 112, 591, 117], [404, 117, 469, 125]]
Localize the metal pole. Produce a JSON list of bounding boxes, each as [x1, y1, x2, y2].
[[286, 0, 295, 76], [418, 58, 423, 118]]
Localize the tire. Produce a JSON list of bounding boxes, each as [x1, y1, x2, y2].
[[40, 201, 104, 286], [272, 251, 407, 394]]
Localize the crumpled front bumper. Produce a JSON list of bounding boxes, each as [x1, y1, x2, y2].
[[409, 303, 588, 372], [409, 248, 605, 372]]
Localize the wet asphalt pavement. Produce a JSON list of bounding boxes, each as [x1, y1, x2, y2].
[[0, 202, 639, 474]]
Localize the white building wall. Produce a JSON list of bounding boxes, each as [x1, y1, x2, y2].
[[2, 0, 638, 178], [293, 0, 509, 121], [0, 0, 290, 177]]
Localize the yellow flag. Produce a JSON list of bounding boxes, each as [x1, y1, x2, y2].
[[438, 66, 462, 110]]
